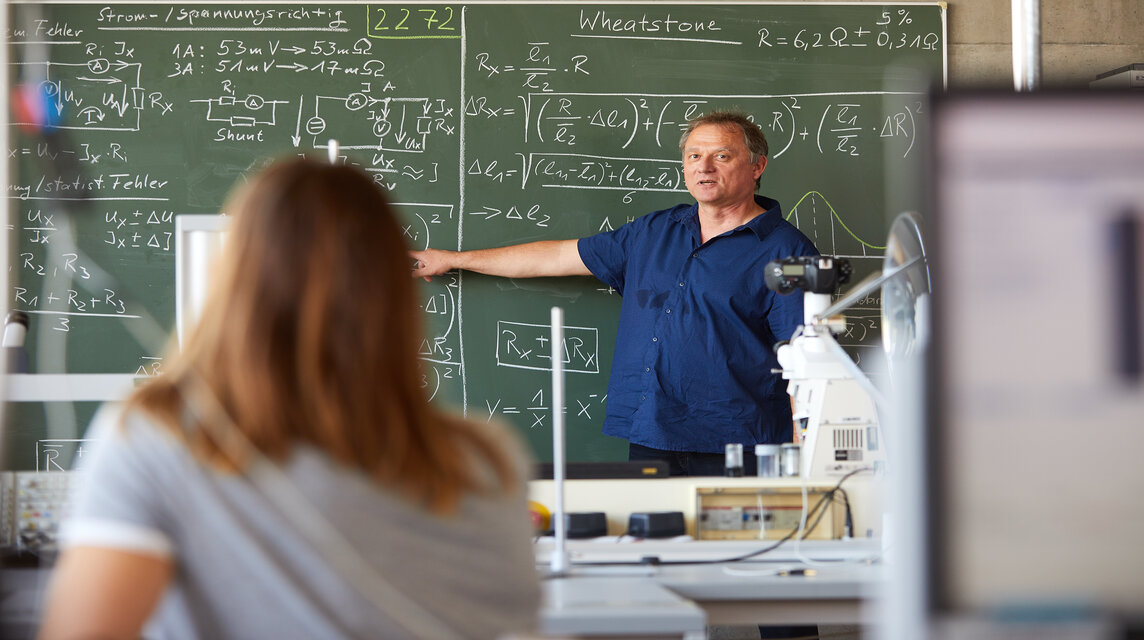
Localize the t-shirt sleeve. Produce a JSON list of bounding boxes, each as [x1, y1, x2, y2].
[[768, 285, 808, 343], [576, 220, 642, 295], [57, 405, 176, 558]]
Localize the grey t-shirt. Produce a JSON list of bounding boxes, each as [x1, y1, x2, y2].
[[58, 405, 540, 640]]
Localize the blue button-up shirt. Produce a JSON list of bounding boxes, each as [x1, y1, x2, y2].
[[578, 196, 818, 452]]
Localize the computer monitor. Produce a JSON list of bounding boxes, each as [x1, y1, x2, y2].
[[923, 92, 1144, 636], [174, 215, 229, 347]]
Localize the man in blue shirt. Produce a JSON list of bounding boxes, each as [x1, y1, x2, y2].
[[412, 110, 818, 477]]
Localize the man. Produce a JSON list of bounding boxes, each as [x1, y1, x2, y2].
[[412, 110, 818, 477]]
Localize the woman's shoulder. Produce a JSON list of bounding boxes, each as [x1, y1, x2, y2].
[[85, 402, 163, 445], [78, 402, 196, 481]]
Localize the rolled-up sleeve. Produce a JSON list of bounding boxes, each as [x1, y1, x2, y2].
[[577, 219, 644, 295]]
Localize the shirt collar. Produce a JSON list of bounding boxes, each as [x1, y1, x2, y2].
[[673, 195, 785, 242], [744, 195, 785, 241]]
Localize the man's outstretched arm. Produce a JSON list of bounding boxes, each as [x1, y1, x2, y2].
[[411, 239, 590, 281]]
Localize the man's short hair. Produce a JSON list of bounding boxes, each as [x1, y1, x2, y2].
[[678, 110, 769, 164]]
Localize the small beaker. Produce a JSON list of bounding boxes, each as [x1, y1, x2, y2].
[[724, 443, 743, 477], [755, 444, 781, 477], [780, 443, 801, 477]]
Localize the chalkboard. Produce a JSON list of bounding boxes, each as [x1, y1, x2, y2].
[[3, 2, 946, 470]]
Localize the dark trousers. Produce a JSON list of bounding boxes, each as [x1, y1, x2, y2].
[[629, 442, 818, 639], [756, 626, 820, 639], [628, 442, 757, 477]]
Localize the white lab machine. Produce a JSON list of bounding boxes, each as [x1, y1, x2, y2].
[[767, 212, 929, 480]]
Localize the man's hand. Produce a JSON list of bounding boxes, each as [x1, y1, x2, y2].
[[409, 248, 454, 282]]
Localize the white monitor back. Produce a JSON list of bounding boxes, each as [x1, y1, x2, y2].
[[174, 215, 229, 347], [919, 92, 1144, 636]]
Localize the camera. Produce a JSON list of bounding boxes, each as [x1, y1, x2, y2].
[[764, 256, 852, 295]]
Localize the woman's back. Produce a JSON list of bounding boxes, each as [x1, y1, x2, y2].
[[62, 405, 539, 640]]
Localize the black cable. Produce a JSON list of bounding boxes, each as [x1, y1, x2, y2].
[[836, 487, 853, 538], [796, 483, 852, 541], [798, 490, 836, 541]]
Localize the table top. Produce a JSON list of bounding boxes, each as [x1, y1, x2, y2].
[[537, 538, 885, 635]]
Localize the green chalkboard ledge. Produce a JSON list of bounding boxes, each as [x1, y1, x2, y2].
[[2, 374, 142, 403]]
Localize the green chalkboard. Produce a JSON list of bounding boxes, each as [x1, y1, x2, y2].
[[3, 2, 946, 470]]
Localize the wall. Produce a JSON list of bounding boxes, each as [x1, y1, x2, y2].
[[934, 0, 1140, 88]]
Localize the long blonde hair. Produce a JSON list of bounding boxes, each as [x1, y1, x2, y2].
[[127, 157, 519, 513]]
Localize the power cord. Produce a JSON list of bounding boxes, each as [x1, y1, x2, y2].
[[794, 467, 869, 566]]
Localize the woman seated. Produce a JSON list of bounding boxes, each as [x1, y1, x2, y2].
[[37, 157, 540, 639]]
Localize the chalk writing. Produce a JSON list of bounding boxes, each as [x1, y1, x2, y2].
[[496, 320, 599, 373]]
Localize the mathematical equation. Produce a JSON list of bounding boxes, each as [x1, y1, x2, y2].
[[754, 8, 940, 53], [480, 387, 608, 429], [517, 93, 923, 159], [496, 320, 600, 373], [35, 439, 92, 471], [9, 207, 154, 332], [520, 153, 684, 194]]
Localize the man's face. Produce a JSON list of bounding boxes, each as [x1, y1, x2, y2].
[[682, 123, 767, 210]]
